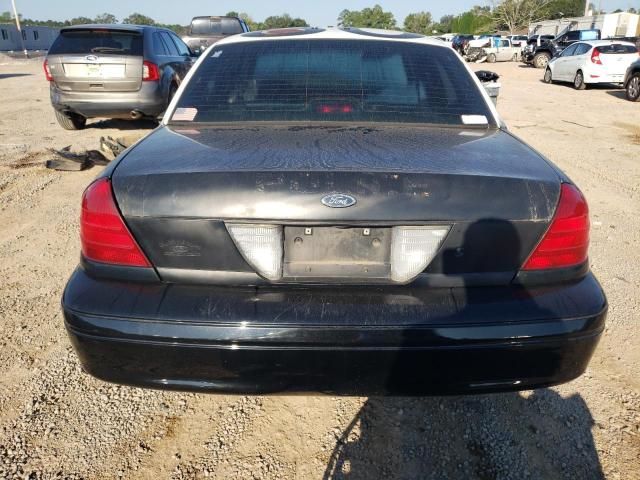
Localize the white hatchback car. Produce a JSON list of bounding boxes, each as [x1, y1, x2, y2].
[[544, 40, 639, 89]]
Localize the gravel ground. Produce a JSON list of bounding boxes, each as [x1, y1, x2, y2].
[[0, 56, 638, 480]]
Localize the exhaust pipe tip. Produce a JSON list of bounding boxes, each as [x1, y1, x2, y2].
[[130, 110, 144, 120]]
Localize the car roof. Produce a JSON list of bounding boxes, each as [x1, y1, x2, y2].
[[214, 27, 451, 48], [575, 39, 637, 46], [59, 24, 163, 34]]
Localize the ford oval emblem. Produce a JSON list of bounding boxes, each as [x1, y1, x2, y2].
[[321, 193, 357, 208], [85, 55, 98, 62]]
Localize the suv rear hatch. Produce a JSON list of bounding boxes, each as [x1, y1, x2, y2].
[[47, 28, 143, 92], [593, 43, 639, 76]]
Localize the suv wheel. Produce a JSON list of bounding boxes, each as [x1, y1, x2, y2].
[[55, 110, 86, 130], [533, 52, 550, 69], [487, 53, 497, 63], [573, 70, 586, 90], [626, 72, 640, 101], [543, 68, 553, 84]]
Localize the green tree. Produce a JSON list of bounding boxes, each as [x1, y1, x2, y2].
[[68, 16, 93, 25], [122, 13, 155, 25], [450, 10, 493, 34], [338, 5, 396, 29], [544, 0, 585, 18], [225, 11, 239, 17], [0, 11, 12, 22], [432, 14, 455, 33], [259, 14, 308, 30], [94, 13, 118, 24], [403, 11, 433, 35]]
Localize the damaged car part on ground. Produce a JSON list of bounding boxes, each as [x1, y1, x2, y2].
[[62, 27, 607, 396]]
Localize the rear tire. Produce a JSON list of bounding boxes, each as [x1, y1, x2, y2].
[[543, 67, 553, 84], [54, 110, 86, 130], [487, 53, 497, 63], [168, 83, 178, 105], [626, 72, 640, 102], [573, 70, 586, 90], [533, 52, 550, 69]]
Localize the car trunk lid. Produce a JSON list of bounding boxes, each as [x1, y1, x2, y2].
[[111, 124, 562, 285]]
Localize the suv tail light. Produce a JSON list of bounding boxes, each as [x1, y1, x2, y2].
[[43, 59, 53, 81], [80, 178, 151, 267], [591, 49, 602, 65], [522, 183, 589, 270], [142, 60, 160, 81]]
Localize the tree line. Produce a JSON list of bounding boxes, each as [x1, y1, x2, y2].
[[1, 1, 639, 36]]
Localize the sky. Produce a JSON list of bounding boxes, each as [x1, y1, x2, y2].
[[2, 0, 639, 27]]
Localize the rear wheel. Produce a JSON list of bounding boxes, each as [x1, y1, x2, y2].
[[487, 53, 497, 63], [54, 110, 86, 130], [573, 70, 586, 90], [626, 72, 640, 102], [533, 52, 550, 69], [543, 67, 553, 84]]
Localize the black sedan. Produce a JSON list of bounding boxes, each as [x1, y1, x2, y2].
[[62, 27, 607, 395]]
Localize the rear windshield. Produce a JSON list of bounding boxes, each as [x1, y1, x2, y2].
[[171, 39, 494, 126], [596, 44, 638, 54], [190, 18, 242, 36], [49, 29, 143, 55]]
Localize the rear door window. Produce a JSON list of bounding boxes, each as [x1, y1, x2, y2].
[[169, 33, 191, 56], [153, 32, 168, 55], [49, 29, 143, 55], [574, 43, 591, 55], [160, 32, 179, 56], [173, 39, 494, 126], [561, 44, 578, 56], [596, 44, 638, 54]]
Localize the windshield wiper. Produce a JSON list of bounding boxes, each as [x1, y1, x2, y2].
[[90, 47, 126, 53]]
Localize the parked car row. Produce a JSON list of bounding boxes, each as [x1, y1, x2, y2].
[[44, 16, 248, 129]]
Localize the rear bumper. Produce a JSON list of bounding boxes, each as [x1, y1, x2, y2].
[[50, 83, 166, 119], [62, 269, 607, 395], [585, 73, 626, 84]]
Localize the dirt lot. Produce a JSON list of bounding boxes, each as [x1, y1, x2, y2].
[[0, 55, 638, 480]]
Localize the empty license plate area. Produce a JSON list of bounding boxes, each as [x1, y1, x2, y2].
[[283, 226, 391, 280]]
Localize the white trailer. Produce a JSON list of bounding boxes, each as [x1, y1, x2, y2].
[[529, 12, 640, 39]]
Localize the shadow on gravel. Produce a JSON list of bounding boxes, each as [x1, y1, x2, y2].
[[0, 73, 32, 80], [324, 219, 603, 479], [323, 391, 603, 479], [605, 90, 628, 101], [87, 118, 158, 130]]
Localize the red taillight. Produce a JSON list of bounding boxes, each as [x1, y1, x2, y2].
[[43, 59, 53, 81], [80, 178, 151, 267], [591, 49, 602, 65], [522, 184, 589, 270], [142, 61, 160, 81]]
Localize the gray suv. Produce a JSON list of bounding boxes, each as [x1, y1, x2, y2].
[[45, 24, 195, 130]]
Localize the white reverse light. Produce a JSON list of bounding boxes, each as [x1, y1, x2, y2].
[[226, 224, 283, 281], [390, 226, 450, 283]]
